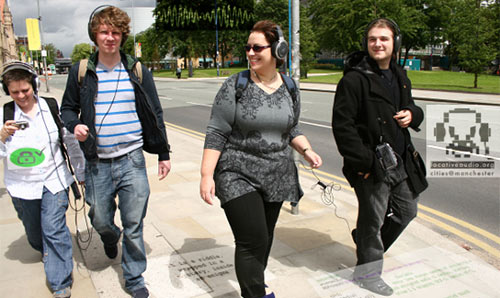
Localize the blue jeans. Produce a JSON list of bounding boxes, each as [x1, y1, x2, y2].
[[85, 148, 150, 291], [352, 161, 418, 282], [11, 188, 73, 291]]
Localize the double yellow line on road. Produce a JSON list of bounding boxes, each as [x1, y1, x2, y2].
[[166, 121, 500, 258]]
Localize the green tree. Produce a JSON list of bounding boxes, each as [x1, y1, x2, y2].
[[485, 0, 500, 73], [136, 27, 172, 70], [70, 43, 93, 63], [300, 5, 319, 78], [446, 0, 496, 87], [122, 35, 135, 57], [44, 43, 58, 65], [396, 0, 428, 67], [255, 0, 289, 24], [308, 0, 377, 54], [18, 45, 27, 61], [308, 0, 428, 61]]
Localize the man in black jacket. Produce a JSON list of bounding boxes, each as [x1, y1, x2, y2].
[[61, 6, 170, 298], [332, 19, 425, 296]]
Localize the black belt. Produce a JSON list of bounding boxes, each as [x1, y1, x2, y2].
[[99, 154, 128, 163]]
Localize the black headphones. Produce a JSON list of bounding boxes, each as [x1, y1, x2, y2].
[[362, 18, 402, 54], [271, 25, 288, 60], [0, 61, 40, 95], [88, 5, 127, 46]]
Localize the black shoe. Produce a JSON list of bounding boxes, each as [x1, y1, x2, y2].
[[351, 228, 357, 244], [103, 243, 118, 259], [132, 287, 149, 298], [357, 278, 394, 296]]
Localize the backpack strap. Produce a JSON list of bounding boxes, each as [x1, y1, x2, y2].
[[79, 59, 143, 85], [78, 59, 88, 86], [42, 97, 71, 167], [43, 97, 63, 131], [280, 73, 298, 105], [3, 101, 15, 123], [280, 74, 299, 126], [134, 61, 143, 84], [235, 70, 251, 101]]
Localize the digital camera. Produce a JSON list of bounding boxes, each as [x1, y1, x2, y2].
[[14, 120, 29, 130]]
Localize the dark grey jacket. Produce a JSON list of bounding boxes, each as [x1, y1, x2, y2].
[[61, 51, 170, 161]]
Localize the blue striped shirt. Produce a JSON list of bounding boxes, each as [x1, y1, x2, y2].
[[95, 62, 143, 158]]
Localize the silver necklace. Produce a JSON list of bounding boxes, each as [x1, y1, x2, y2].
[[254, 70, 278, 86]]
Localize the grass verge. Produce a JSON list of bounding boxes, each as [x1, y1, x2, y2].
[[154, 68, 500, 94]]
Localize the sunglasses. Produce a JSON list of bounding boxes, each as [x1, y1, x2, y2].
[[245, 44, 271, 52]]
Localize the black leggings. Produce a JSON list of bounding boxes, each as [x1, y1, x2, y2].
[[223, 191, 283, 298]]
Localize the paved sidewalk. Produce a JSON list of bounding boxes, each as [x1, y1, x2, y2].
[[0, 86, 499, 298]]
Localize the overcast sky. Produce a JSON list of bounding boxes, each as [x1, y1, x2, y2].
[[8, 0, 157, 57]]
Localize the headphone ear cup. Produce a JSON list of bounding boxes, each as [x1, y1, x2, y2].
[[435, 123, 446, 142], [272, 25, 288, 60], [393, 34, 402, 53], [33, 76, 40, 94], [272, 40, 288, 60], [2, 82, 9, 95], [479, 123, 490, 142], [88, 21, 94, 43]]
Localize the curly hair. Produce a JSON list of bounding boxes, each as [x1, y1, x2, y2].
[[251, 20, 284, 67], [90, 6, 131, 46]]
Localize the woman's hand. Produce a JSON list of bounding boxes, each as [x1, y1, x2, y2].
[[1, 120, 19, 143], [200, 175, 216, 205], [304, 149, 322, 169]]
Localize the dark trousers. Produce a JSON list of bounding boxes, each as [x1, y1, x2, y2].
[[223, 191, 283, 298], [352, 162, 418, 282]]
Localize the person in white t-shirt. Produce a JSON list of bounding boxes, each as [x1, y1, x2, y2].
[[0, 61, 84, 298]]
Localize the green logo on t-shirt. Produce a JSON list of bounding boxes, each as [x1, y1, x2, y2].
[[10, 148, 45, 167]]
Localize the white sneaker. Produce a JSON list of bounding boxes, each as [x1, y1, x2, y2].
[[53, 287, 71, 298]]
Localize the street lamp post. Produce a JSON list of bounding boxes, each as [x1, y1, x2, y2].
[[132, 0, 136, 58], [36, 0, 49, 92], [215, 0, 219, 77]]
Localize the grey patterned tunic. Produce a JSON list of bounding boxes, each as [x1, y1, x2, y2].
[[204, 73, 304, 205]]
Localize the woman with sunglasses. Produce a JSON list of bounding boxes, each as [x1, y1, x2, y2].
[[200, 20, 322, 298]]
